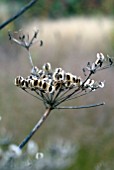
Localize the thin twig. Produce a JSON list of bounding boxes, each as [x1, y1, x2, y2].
[[0, 0, 38, 30], [53, 87, 80, 107], [29, 30, 39, 47], [54, 88, 72, 103], [57, 88, 82, 103], [66, 89, 91, 101], [19, 107, 51, 149], [55, 102, 105, 109], [27, 50, 34, 67]]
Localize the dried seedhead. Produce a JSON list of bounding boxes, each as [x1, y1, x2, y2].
[[9, 30, 113, 110], [14, 51, 113, 109], [9, 30, 113, 150], [8, 29, 43, 50]]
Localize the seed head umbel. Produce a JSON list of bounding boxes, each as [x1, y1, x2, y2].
[[14, 53, 113, 109], [9, 30, 113, 150]]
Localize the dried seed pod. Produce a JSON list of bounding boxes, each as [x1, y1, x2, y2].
[[42, 63, 51, 72], [65, 73, 73, 82], [65, 81, 72, 88], [48, 85, 55, 93], [55, 68, 62, 73], [24, 78, 31, 88], [54, 82, 62, 90], [98, 81, 105, 88], [95, 53, 105, 67], [42, 81, 48, 91], [15, 77, 27, 90], [84, 79, 95, 90], [53, 70, 65, 82], [75, 77, 82, 86], [64, 74, 77, 88], [33, 79, 39, 87], [38, 70, 45, 77], [20, 79, 27, 89], [38, 79, 43, 88], [72, 75, 77, 83], [31, 66, 39, 75], [15, 76, 23, 86]]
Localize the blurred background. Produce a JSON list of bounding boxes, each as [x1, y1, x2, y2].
[[0, 0, 114, 170]]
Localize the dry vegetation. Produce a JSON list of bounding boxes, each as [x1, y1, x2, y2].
[[0, 17, 114, 169]]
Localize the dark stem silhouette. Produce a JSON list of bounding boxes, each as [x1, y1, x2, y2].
[[0, 0, 38, 30]]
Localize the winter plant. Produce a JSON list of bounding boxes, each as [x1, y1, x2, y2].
[[8, 30, 113, 152]]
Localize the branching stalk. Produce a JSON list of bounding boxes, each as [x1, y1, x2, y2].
[[55, 102, 105, 109]]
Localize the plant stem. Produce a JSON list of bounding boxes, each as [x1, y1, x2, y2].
[[19, 107, 51, 150], [0, 0, 38, 30], [55, 102, 105, 109], [27, 50, 34, 67]]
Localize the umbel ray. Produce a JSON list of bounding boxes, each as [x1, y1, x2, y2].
[[9, 30, 113, 150]]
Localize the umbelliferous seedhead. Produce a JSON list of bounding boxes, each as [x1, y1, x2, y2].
[[10, 30, 113, 109], [14, 53, 113, 109]]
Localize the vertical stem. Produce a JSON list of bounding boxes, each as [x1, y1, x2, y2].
[[19, 107, 51, 150], [27, 50, 34, 67]]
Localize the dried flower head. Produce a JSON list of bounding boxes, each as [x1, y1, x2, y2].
[[9, 30, 113, 150], [14, 53, 112, 110]]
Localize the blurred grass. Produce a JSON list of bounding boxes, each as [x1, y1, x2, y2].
[[1, 0, 114, 19], [0, 17, 114, 169]]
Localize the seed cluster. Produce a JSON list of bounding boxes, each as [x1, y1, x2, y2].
[[15, 63, 82, 94], [14, 53, 113, 108], [9, 30, 113, 151]]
